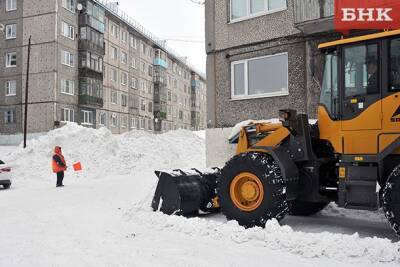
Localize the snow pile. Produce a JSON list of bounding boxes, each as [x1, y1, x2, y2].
[[127, 205, 400, 265], [4, 123, 205, 181]]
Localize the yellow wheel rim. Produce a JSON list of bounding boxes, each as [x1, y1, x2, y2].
[[230, 172, 264, 212]]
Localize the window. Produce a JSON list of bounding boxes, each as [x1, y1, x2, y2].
[[61, 79, 75, 95], [344, 44, 378, 97], [131, 57, 137, 68], [111, 91, 118, 104], [130, 36, 137, 49], [80, 51, 103, 73], [111, 113, 117, 127], [130, 77, 137, 89], [140, 117, 145, 129], [111, 46, 118, 60], [320, 52, 339, 119], [61, 50, 74, 67], [99, 113, 106, 125], [6, 52, 17, 67], [121, 72, 128, 85], [389, 38, 400, 92], [61, 21, 74, 40], [148, 101, 153, 112], [141, 99, 146, 111], [110, 68, 118, 82], [5, 80, 16, 96], [230, 0, 286, 21], [130, 117, 137, 129], [121, 116, 127, 128], [81, 110, 93, 125], [62, 108, 74, 122], [6, 0, 17, 11], [5, 24, 16, 39], [4, 110, 14, 124], [121, 51, 127, 64], [148, 65, 153, 76], [111, 23, 118, 37], [231, 53, 288, 99], [121, 94, 127, 107], [121, 31, 127, 43], [179, 110, 183, 120], [62, 0, 75, 13], [141, 62, 146, 73], [141, 43, 146, 55]]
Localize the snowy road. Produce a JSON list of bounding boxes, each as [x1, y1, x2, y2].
[[0, 126, 399, 266]]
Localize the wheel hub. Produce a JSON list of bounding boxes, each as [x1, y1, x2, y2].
[[230, 172, 264, 212]]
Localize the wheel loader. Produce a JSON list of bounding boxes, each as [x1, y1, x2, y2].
[[152, 30, 400, 236]]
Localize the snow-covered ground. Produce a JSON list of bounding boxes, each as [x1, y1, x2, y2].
[[0, 124, 399, 267]]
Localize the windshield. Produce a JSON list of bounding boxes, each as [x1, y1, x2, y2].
[[320, 52, 339, 119]]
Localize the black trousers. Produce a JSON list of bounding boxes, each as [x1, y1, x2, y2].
[[56, 171, 64, 186]]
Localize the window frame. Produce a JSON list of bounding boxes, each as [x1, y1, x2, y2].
[[230, 52, 289, 100], [5, 80, 16, 96], [4, 110, 15, 124], [6, 0, 17, 11], [81, 110, 93, 125], [61, 50, 74, 67], [61, 79, 75, 95], [111, 113, 117, 127], [62, 108, 74, 122], [5, 52, 17, 68], [229, 0, 287, 23], [5, 24, 17, 39], [62, 0, 75, 13], [99, 112, 106, 126], [61, 21, 75, 40]]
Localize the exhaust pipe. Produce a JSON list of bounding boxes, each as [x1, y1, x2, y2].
[[151, 168, 221, 215]]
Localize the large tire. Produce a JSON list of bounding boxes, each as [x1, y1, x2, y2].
[[3, 184, 10, 189], [289, 201, 328, 216], [218, 152, 288, 228], [382, 165, 400, 236]]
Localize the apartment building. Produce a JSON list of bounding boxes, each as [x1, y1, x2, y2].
[[0, 0, 206, 135], [205, 0, 344, 128]]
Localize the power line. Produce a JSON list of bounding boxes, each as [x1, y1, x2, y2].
[[188, 0, 205, 5]]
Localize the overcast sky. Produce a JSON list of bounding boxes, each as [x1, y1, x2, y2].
[[116, 0, 206, 73]]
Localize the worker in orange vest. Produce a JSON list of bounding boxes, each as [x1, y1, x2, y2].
[[52, 146, 67, 187]]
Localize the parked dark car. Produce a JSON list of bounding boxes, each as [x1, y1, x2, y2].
[[0, 160, 12, 189]]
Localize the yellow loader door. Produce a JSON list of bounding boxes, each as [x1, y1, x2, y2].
[[340, 43, 382, 154]]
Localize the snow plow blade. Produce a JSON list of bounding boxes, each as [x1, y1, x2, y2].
[[151, 168, 221, 215]]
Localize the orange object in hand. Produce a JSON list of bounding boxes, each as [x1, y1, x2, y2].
[[73, 162, 82, 171]]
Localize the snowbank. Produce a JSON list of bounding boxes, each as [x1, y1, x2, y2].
[[4, 123, 205, 181], [127, 205, 400, 265]]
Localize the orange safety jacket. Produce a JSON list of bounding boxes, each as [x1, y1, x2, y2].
[[52, 147, 67, 173]]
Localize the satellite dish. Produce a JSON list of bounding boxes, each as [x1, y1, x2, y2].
[[0, 24, 4, 32], [77, 3, 83, 11]]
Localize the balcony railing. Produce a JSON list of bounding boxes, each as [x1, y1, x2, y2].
[[78, 67, 103, 81], [153, 58, 168, 69], [294, 0, 334, 33], [78, 39, 105, 56], [79, 95, 103, 107]]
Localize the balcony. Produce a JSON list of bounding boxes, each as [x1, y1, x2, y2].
[[79, 94, 103, 107], [79, 14, 105, 33], [153, 58, 168, 69], [78, 39, 105, 56], [294, 0, 334, 34], [79, 67, 103, 81]]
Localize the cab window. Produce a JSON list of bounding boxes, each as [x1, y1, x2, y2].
[[344, 44, 379, 97], [320, 52, 339, 119], [389, 38, 400, 92]]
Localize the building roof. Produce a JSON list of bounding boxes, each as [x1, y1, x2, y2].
[[94, 0, 206, 80]]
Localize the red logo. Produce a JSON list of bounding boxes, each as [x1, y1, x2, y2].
[[335, 0, 400, 31]]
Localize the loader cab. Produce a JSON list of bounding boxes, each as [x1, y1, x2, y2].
[[318, 31, 400, 155]]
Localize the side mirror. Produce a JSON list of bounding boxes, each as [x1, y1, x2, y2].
[[0, 160, 5, 165]]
